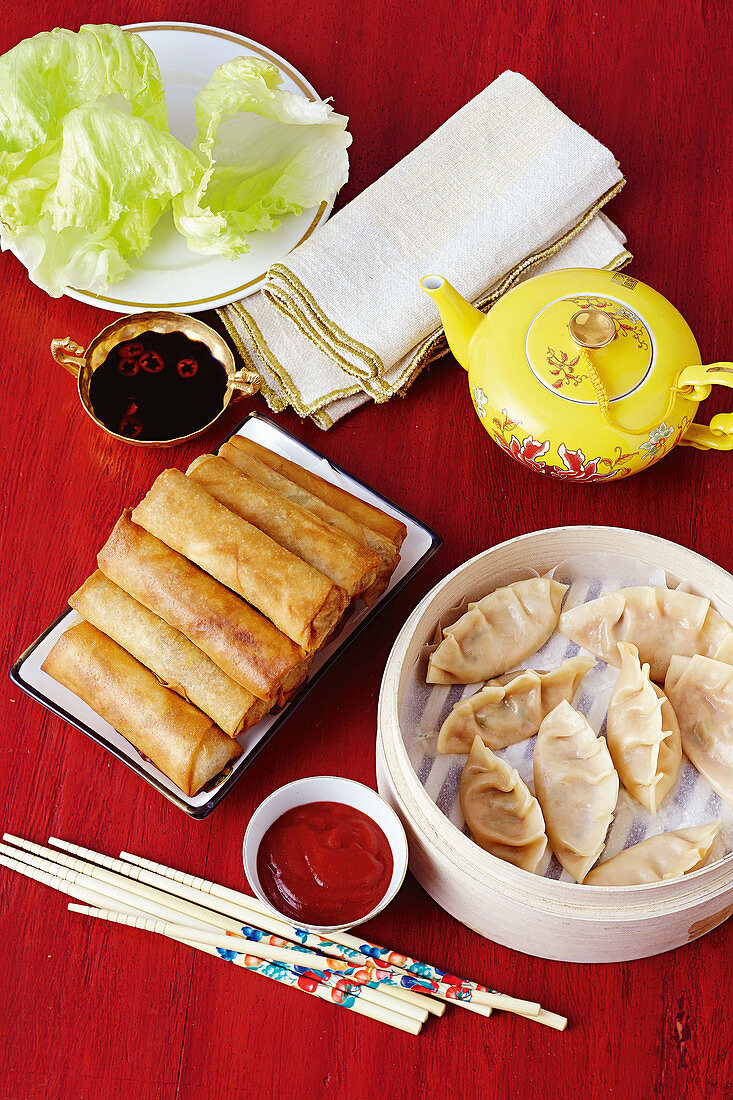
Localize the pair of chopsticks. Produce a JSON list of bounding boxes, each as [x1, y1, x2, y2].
[[0, 834, 567, 1034]]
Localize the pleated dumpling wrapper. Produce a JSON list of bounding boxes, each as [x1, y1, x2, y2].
[[533, 701, 619, 882], [606, 643, 682, 814], [584, 823, 719, 886], [558, 585, 733, 683], [665, 655, 733, 808], [427, 578, 568, 685], [459, 736, 547, 872], [438, 655, 594, 754]]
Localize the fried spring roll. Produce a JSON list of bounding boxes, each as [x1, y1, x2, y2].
[[187, 455, 381, 599], [70, 572, 270, 737], [220, 436, 407, 549], [218, 441, 367, 543], [42, 621, 242, 797], [97, 514, 310, 703], [217, 441, 400, 603], [131, 470, 348, 650]]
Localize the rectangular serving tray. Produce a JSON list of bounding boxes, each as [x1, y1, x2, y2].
[[10, 412, 441, 818]]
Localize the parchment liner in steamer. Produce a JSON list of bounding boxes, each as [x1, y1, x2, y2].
[[400, 553, 733, 881]]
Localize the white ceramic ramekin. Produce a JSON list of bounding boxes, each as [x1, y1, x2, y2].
[[243, 775, 409, 933]]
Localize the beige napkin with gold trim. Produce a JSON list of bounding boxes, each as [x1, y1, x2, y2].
[[219, 71, 631, 428]]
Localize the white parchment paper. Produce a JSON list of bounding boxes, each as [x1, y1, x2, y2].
[[400, 553, 733, 880]]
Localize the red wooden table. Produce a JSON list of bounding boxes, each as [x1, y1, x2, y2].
[[2, 2, 732, 1097]]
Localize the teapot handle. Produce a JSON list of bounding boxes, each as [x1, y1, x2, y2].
[[675, 363, 733, 451]]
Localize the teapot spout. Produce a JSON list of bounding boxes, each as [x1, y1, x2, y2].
[[420, 275, 484, 371]]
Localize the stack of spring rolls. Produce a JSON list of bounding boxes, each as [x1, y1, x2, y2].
[[42, 437, 406, 797]]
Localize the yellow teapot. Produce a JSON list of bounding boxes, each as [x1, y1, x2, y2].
[[421, 268, 733, 481]]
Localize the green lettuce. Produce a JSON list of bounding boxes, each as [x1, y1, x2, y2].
[[0, 24, 199, 296], [173, 58, 351, 257]]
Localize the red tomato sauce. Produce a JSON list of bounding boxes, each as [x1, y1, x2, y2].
[[256, 801, 394, 926]]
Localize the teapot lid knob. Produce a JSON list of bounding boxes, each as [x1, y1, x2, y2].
[[568, 308, 616, 348]]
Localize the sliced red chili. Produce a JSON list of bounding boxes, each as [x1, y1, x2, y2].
[[118, 415, 143, 438], [139, 351, 165, 373], [176, 357, 199, 378], [118, 359, 139, 376], [118, 342, 144, 360]]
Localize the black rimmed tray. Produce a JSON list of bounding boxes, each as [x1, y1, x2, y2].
[[10, 413, 442, 817]]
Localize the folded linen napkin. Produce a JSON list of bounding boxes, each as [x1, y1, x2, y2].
[[219, 71, 631, 428]]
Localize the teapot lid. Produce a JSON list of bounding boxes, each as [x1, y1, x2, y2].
[[525, 293, 654, 405]]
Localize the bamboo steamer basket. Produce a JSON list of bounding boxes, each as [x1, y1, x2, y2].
[[376, 526, 733, 963]]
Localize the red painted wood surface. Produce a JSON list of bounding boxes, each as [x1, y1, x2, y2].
[[1, 1, 732, 1097]]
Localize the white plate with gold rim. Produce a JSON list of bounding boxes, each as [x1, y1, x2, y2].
[[62, 22, 335, 314]]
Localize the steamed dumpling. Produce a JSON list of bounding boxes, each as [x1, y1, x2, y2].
[[584, 823, 719, 886], [559, 586, 733, 682], [533, 701, 619, 882], [459, 735, 547, 872], [427, 578, 568, 685], [665, 655, 733, 808], [437, 656, 595, 753], [606, 643, 682, 813]]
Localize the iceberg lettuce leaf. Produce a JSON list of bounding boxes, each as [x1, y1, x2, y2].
[[0, 24, 167, 179], [173, 58, 351, 257], [2, 98, 200, 296], [0, 25, 198, 296]]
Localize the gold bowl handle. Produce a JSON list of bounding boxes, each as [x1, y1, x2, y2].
[[227, 368, 262, 397], [51, 337, 86, 379]]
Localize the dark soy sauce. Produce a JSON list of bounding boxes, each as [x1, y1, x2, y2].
[[88, 330, 228, 441]]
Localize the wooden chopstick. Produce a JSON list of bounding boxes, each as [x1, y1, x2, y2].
[[68, 904, 428, 1026], [0, 842, 227, 931], [8, 834, 438, 1020], [0, 852, 145, 917], [0, 842, 422, 1034], [113, 846, 559, 1025], [42, 836, 442, 1018], [35, 835, 564, 1030]]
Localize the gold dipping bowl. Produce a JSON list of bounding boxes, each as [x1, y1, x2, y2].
[[51, 311, 261, 448]]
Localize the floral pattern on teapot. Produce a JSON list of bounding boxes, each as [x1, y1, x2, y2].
[[546, 348, 584, 391], [640, 422, 674, 456], [485, 408, 691, 482]]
